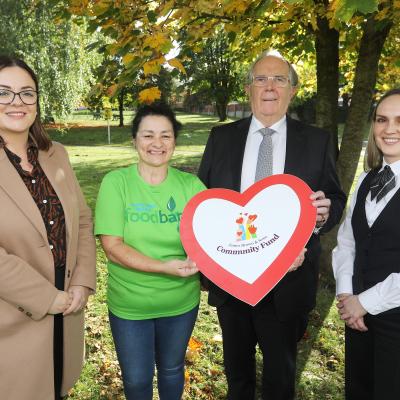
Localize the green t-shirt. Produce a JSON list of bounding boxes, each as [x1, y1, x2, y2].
[[95, 165, 206, 320]]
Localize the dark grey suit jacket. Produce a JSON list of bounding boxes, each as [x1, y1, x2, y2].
[[198, 115, 346, 320]]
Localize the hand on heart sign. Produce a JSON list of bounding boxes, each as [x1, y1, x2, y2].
[[180, 174, 317, 306]]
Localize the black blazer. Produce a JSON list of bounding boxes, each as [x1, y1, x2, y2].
[[198, 116, 346, 320]]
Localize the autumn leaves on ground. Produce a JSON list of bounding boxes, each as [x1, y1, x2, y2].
[[54, 113, 346, 400]]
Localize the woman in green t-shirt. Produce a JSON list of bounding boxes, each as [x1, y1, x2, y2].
[[95, 103, 205, 400]]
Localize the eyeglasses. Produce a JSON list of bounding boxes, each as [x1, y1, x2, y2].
[[251, 75, 290, 88], [0, 88, 38, 105]]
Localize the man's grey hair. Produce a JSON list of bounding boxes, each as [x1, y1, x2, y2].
[[247, 50, 299, 88]]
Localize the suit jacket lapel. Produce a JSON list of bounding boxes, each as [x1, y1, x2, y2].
[[231, 117, 252, 191], [284, 116, 307, 175], [0, 148, 48, 242], [39, 146, 73, 247]]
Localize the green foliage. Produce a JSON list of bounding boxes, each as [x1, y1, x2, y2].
[[182, 31, 246, 121], [334, 0, 379, 22], [0, 0, 101, 118], [141, 67, 174, 104]]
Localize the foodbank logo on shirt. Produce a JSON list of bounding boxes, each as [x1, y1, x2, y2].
[[125, 197, 182, 224]]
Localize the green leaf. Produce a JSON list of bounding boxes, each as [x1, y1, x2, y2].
[[227, 31, 236, 43], [170, 68, 179, 78], [334, 0, 378, 22], [260, 29, 272, 39], [253, 0, 272, 15], [147, 10, 157, 23], [85, 41, 102, 52], [87, 20, 100, 34], [92, 2, 111, 16], [103, 26, 119, 39], [160, 40, 174, 54]]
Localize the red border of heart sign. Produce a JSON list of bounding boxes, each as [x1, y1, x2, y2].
[[180, 174, 317, 306]]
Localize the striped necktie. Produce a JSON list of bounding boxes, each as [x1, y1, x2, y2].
[[370, 165, 396, 202]]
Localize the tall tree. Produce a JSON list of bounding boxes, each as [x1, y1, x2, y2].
[[87, 55, 134, 127], [0, 0, 101, 118], [182, 32, 244, 121]]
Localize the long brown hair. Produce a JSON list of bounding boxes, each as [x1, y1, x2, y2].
[[365, 88, 400, 171], [0, 55, 52, 151]]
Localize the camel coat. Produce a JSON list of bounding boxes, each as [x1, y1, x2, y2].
[[0, 142, 96, 400]]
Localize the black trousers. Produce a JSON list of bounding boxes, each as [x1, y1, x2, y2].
[[345, 312, 400, 400], [54, 266, 65, 400], [216, 295, 307, 400]]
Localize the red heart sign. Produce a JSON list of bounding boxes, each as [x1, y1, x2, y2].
[[180, 174, 316, 306]]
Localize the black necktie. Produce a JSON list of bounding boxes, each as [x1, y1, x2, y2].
[[370, 165, 396, 202]]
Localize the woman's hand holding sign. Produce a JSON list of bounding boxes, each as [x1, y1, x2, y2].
[[164, 258, 199, 277]]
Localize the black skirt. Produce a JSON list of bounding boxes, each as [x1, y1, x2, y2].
[[54, 265, 65, 399]]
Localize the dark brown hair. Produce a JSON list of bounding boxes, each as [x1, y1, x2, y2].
[[131, 102, 182, 139], [0, 55, 51, 151]]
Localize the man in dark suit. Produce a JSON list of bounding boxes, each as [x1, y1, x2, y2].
[[198, 51, 346, 400]]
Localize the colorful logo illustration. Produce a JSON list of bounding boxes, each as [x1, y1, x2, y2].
[[235, 213, 258, 241]]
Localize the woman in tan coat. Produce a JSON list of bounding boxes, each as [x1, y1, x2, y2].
[[0, 56, 96, 399]]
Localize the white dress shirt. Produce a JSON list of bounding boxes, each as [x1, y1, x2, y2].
[[240, 115, 287, 193], [332, 159, 400, 315]]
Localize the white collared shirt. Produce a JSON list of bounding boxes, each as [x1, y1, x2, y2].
[[240, 115, 287, 193], [332, 159, 400, 314]]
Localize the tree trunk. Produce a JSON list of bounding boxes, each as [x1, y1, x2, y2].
[[319, 16, 392, 280], [216, 100, 228, 121], [338, 16, 392, 196], [314, 14, 339, 158], [118, 89, 125, 127], [298, 13, 392, 382], [310, 4, 340, 280]]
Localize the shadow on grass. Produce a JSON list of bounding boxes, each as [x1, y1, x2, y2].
[[296, 283, 342, 399], [252, 281, 342, 399]]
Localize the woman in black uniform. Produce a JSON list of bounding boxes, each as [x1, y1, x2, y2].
[[333, 88, 400, 399]]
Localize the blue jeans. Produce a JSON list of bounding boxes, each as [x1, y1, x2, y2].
[[109, 306, 198, 400]]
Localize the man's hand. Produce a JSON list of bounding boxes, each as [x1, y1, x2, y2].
[[63, 285, 90, 315], [310, 191, 331, 226], [287, 248, 307, 272]]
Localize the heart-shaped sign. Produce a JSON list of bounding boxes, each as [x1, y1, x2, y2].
[[180, 174, 316, 306]]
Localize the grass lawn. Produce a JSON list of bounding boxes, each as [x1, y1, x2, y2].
[[52, 112, 365, 400]]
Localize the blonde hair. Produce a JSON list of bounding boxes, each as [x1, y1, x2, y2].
[[364, 88, 400, 171], [364, 124, 383, 171]]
